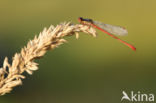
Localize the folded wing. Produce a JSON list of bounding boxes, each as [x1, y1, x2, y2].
[[93, 21, 128, 36]]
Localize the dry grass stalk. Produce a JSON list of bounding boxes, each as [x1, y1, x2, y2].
[[0, 22, 97, 96]]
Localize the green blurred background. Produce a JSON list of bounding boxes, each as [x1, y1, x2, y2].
[[0, 0, 156, 103]]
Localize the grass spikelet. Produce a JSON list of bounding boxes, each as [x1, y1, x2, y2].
[[0, 22, 97, 96]]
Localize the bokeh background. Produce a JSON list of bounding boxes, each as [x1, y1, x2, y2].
[[0, 0, 156, 103]]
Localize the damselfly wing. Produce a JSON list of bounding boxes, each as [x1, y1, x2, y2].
[[93, 21, 128, 36]]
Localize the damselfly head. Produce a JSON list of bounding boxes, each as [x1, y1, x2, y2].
[[78, 17, 82, 21]]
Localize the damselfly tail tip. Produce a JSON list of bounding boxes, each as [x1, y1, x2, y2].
[[128, 44, 136, 51], [132, 46, 136, 51], [121, 40, 136, 51]]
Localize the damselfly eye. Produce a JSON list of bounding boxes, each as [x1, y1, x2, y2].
[[78, 17, 83, 21]]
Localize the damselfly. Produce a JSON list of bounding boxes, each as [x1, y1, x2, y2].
[[78, 17, 136, 51]]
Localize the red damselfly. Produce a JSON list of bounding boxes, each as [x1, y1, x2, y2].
[[78, 17, 136, 51]]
